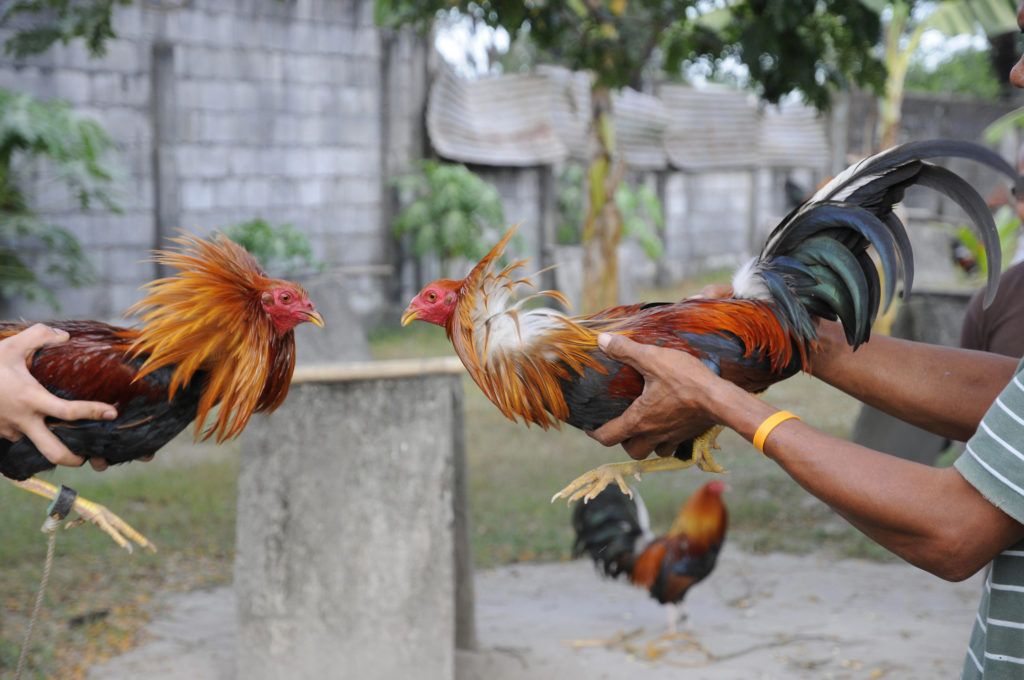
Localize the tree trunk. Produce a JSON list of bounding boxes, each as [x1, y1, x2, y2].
[[581, 86, 625, 313]]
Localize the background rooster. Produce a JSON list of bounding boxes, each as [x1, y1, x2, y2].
[[572, 480, 728, 633], [1, 232, 323, 549], [402, 140, 1019, 502]]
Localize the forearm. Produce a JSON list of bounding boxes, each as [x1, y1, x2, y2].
[[809, 320, 1016, 440], [707, 379, 1024, 579]]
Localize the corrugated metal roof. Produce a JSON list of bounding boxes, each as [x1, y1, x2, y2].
[[537, 65, 592, 163], [427, 65, 567, 166], [612, 86, 671, 170], [661, 85, 759, 170], [427, 67, 828, 173], [760, 100, 830, 167]]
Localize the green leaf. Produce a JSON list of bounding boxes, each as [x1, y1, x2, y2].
[[4, 0, 133, 59], [389, 160, 507, 272], [221, 218, 324, 278], [0, 88, 125, 310], [983, 107, 1024, 145], [615, 182, 663, 261]]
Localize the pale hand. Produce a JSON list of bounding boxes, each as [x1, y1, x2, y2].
[[0, 324, 118, 470]]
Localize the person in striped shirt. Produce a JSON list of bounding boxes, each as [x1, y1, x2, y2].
[[588, 312, 1023, 679], [590, 10, 1024, 673]]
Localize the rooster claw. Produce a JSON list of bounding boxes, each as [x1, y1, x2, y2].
[[552, 462, 638, 505], [552, 456, 701, 505], [9, 477, 156, 553], [690, 425, 726, 474]]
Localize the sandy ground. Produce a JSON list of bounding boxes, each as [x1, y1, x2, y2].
[[86, 545, 983, 680]]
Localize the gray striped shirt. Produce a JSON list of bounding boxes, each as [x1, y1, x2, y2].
[[955, 360, 1024, 680]]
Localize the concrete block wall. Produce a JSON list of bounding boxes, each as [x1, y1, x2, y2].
[[0, 0, 427, 324], [660, 169, 755, 282]]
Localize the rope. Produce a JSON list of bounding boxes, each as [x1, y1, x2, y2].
[[14, 519, 58, 680], [14, 485, 76, 680]]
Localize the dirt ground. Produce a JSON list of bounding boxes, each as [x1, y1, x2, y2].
[[86, 545, 983, 680]]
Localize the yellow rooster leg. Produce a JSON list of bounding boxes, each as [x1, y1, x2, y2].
[[553, 426, 729, 504], [552, 456, 700, 505], [690, 425, 726, 474], [8, 477, 155, 553]]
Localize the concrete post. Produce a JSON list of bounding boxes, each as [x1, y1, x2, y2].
[[234, 357, 473, 680]]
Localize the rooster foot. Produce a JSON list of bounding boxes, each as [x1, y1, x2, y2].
[[645, 630, 709, 660], [8, 477, 156, 553], [691, 425, 726, 474], [552, 456, 699, 505]]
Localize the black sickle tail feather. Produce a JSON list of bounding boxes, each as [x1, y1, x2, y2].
[[571, 486, 648, 580], [750, 139, 1022, 350]]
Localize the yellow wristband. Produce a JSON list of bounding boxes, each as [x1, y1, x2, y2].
[[753, 410, 801, 453]]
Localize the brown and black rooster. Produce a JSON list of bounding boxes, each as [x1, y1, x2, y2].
[[572, 480, 728, 632], [1, 232, 324, 549], [402, 140, 1019, 501]]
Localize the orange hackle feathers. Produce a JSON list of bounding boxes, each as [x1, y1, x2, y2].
[[125, 232, 301, 442], [445, 227, 606, 428]]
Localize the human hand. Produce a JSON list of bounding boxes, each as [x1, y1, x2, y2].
[[0, 324, 118, 470], [587, 333, 726, 460]]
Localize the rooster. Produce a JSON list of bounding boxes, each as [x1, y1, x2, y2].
[[402, 140, 1018, 502], [1, 232, 324, 549], [572, 480, 727, 632]]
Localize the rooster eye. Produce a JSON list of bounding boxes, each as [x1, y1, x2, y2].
[[427, 292, 437, 302], [280, 292, 291, 303]]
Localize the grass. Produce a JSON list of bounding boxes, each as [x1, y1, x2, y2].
[[0, 445, 238, 678], [2, 279, 892, 677]]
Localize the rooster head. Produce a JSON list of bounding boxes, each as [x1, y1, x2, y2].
[[703, 479, 729, 496], [261, 284, 325, 335], [402, 279, 461, 327]]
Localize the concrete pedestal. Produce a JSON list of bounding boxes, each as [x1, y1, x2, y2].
[[234, 358, 473, 680]]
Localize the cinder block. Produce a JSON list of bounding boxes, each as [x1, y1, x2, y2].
[[242, 177, 272, 208], [101, 41, 144, 75], [297, 179, 324, 206], [54, 70, 90, 104], [112, 6, 144, 40], [182, 180, 215, 210], [214, 177, 244, 208]]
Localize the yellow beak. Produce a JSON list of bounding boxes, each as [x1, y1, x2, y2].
[[401, 308, 419, 327], [304, 310, 326, 328]]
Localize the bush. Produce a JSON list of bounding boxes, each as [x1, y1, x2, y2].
[[390, 160, 506, 273], [0, 89, 123, 309], [221, 218, 324, 278]]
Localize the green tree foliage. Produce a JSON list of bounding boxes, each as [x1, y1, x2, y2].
[[221, 218, 325, 278], [0, 89, 122, 309], [556, 164, 663, 260], [377, 0, 886, 109], [2, 0, 132, 59], [390, 160, 506, 274], [866, 0, 1016, 149], [702, 0, 886, 111], [905, 47, 1002, 99]]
